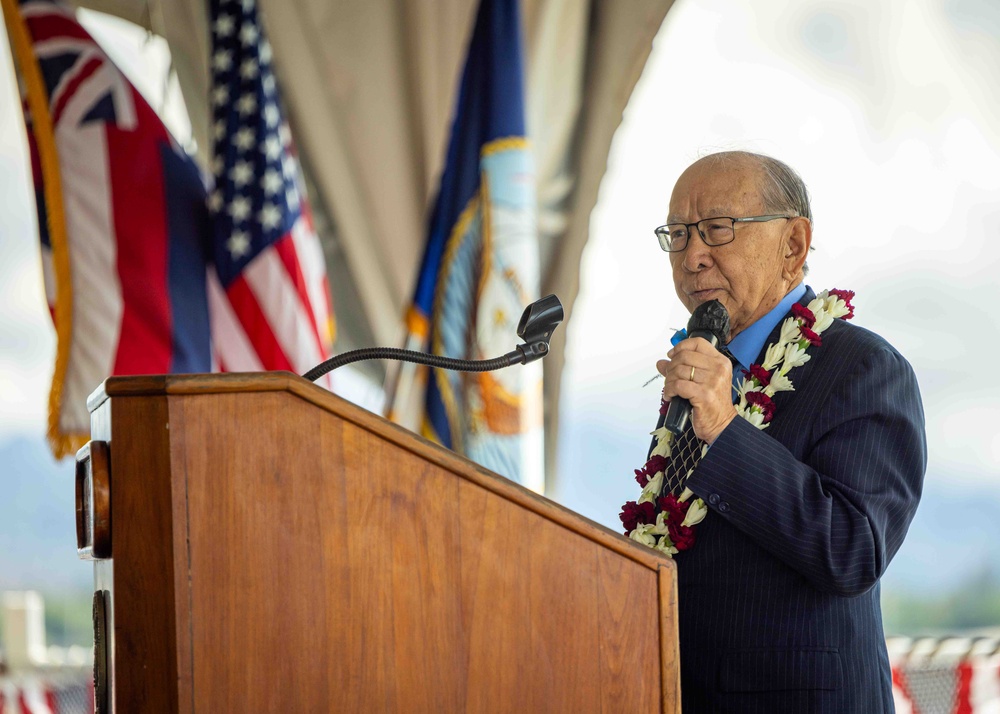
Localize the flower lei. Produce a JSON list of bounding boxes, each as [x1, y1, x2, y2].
[[619, 289, 856, 558]]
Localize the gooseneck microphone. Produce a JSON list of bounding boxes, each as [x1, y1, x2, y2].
[[662, 299, 731, 435], [302, 295, 564, 382]]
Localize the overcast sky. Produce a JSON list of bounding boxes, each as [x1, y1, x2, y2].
[[2, 1, 998, 566], [553, 0, 1000, 530]]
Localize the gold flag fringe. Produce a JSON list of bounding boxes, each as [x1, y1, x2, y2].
[[1, 0, 88, 458]]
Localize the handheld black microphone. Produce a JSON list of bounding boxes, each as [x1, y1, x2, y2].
[[662, 299, 731, 435]]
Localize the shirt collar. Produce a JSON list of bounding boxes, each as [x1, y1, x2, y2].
[[727, 283, 808, 373]]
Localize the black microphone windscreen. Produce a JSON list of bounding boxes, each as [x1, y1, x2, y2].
[[687, 299, 731, 344]]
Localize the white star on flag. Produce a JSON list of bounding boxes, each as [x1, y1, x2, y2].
[[226, 230, 250, 258], [233, 127, 255, 150], [212, 49, 232, 72], [240, 22, 258, 46], [264, 103, 279, 127], [228, 196, 251, 221], [259, 203, 281, 229], [240, 58, 259, 80], [264, 135, 281, 160], [262, 168, 282, 195], [214, 14, 234, 36], [236, 93, 258, 116], [229, 160, 253, 186], [211, 85, 229, 106]]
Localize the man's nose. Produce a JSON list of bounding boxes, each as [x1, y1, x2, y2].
[[682, 227, 713, 271]]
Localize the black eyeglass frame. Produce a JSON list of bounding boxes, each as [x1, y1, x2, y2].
[[654, 214, 795, 253]]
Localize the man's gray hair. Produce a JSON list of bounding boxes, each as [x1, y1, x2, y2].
[[698, 150, 814, 273], [755, 154, 812, 224], [700, 150, 812, 221]]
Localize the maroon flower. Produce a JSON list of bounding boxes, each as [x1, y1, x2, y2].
[[645, 454, 668, 476], [657, 493, 690, 522], [791, 303, 816, 328], [742, 364, 772, 387], [829, 288, 856, 319], [619, 500, 656, 534], [799, 326, 822, 347], [634, 454, 669, 487], [659, 399, 669, 416], [656, 494, 698, 550], [669, 523, 697, 551], [744, 390, 776, 423]]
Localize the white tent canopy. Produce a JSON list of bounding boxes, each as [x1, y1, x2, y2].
[[74, 0, 674, 481]]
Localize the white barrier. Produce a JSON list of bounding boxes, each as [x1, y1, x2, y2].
[[890, 636, 1000, 714]]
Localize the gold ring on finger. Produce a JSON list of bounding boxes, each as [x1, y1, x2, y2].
[[689, 366, 696, 381]]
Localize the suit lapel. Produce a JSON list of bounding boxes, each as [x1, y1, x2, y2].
[[747, 287, 818, 424], [750, 286, 817, 367]]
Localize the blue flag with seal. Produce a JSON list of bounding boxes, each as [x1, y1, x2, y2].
[[389, 0, 542, 491]]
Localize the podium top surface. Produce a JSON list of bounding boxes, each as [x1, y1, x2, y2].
[[90, 372, 672, 573]]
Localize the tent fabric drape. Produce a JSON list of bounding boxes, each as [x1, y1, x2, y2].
[[532, 0, 676, 487], [72, 0, 674, 489]]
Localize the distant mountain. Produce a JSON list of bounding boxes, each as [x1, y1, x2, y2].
[[882, 481, 1000, 596], [2, 421, 998, 602], [554, 409, 1000, 599], [0, 433, 92, 593]]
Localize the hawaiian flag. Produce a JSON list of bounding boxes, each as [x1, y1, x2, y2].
[[5, 0, 214, 458], [205, 0, 334, 384], [389, 0, 543, 490]]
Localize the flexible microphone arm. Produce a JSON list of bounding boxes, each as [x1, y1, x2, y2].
[[304, 346, 527, 382], [303, 295, 564, 383]]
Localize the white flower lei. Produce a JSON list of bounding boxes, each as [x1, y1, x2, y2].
[[734, 289, 855, 427], [621, 289, 856, 557]]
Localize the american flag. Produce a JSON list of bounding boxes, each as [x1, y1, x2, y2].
[[206, 0, 334, 383]]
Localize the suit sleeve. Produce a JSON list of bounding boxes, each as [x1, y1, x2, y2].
[[686, 345, 927, 597]]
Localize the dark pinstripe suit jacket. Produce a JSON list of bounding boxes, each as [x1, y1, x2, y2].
[[671, 288, 926, 713]]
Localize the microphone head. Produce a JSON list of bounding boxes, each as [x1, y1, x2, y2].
[[687, 299, 730, 343], [516, 294, 563, 344]]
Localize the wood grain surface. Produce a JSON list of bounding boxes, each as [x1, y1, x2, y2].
[[95, 374, 679, 712]]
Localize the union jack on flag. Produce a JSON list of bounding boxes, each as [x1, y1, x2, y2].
[[6, 0, 214, 457], [4, 0, 336, 458], [206, 0, 335, 383]]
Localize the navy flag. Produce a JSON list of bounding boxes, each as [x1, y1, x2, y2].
[[390, 0, 542, 490]]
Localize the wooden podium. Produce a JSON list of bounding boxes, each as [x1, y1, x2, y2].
[[76, 373, 679, 713]]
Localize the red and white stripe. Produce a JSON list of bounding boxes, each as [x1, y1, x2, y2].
[[893, 658, 1000, 714], [210, 220, 334, 390], [53, 120, 121, 432]]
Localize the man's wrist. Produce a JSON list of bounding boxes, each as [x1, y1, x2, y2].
[[705, 408, 738, 446]]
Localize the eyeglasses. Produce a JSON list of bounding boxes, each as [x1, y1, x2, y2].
[[654, 214, 793, 253]]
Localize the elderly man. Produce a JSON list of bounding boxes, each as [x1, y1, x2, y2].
[[639, 151, 926, 712]]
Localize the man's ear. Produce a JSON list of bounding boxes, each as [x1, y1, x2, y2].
[[782, 217, 812, 280]]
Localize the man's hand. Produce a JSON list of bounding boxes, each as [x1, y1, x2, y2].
[[657, 337, 737, 445]]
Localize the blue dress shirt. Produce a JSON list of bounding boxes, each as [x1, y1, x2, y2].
[[726, 283, 807, 385]]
